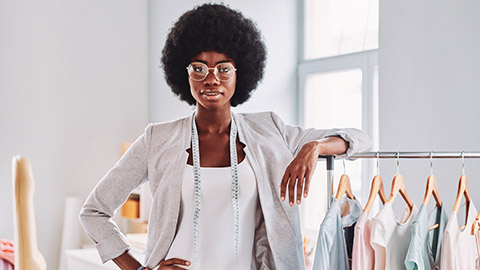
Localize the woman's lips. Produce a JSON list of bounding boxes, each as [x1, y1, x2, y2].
[[204, 92, 220, 96], [201, 90, 222, 99]]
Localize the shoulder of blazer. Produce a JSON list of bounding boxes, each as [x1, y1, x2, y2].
[[146, 115, 191, 148], [150, 115, 190, 133], [235, 111, 280, 129]]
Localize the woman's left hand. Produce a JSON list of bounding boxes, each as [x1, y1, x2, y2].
[[280, 141, 321, 206], [279, 137, 348, 206]]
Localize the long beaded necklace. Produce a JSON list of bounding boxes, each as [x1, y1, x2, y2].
[[191, 112, 239, 269]]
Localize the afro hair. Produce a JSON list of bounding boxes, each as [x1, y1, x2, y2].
[[161, 3, 267, 107]]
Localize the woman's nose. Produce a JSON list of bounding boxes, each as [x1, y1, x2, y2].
[[204, 70, 220, 85]]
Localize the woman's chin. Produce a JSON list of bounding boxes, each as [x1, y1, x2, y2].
[[196, 99, 231, 111]]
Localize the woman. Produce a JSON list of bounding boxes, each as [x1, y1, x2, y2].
[[80, 3, 371, 270]]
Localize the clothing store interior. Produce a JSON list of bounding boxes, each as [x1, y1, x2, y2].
[[1, 0, 480, 269]]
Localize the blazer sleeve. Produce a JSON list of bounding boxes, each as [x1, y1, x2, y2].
[[79, 124, 153, 263], [269, 112, 372, 158]]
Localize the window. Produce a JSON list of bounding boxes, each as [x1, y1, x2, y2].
[[299, 0, 379, 264], [304, 0, 379, 59]]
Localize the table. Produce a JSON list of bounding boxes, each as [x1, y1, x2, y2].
[[65, 248, 145, 270]]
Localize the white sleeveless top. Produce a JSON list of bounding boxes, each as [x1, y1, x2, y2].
[[166, 157, 258, 269]]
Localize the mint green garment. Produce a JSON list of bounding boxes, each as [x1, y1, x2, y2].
[[313, 196, 362, 270], [404, 204, 448, 270]]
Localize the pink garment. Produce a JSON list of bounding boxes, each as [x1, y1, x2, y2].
[[0, 260, 13, 270], [0, 240, 14, 269], [351, 212, 374, 270]]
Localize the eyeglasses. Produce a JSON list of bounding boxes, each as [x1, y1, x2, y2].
[[186, 62, 237, 82]]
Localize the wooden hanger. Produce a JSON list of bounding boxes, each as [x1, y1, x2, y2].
[[335, 174, 355, 202], [331, 160, 355, 202], [423, 174, 442, 207], [387, 173, 414, 220], [363, 174, 387, 215], [387, 154, 415, 217], [423, 154, 442, 208], [363, 153, 387, 215], [452, 174, 471, 230], [422, 174, 443, 230], [471, 211, 480, 235], [387, 154, 414, 220]]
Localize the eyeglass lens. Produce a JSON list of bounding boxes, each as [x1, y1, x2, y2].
[[187, 62, 236, 81]]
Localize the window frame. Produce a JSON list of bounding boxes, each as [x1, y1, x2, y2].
[[297, 0, 379, 211]]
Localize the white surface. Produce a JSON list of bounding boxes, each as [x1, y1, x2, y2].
[[59, 197, 83, 270], [148, 0, 298, 124], [0, 1, 148, 269], [65, 248, 145, 270]]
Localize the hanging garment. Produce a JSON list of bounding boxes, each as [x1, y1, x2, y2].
[[440, 202, 479, 269], [0, 240, 14, 270], [370, 202, 419, 270], [404, 204, 448, 270], [313, 196, 362, 270], [351, 212, 375, 270], [476, 234, 480, 269]]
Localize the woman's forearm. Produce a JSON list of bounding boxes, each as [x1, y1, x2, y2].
[[316, 136, 349, 156], [112, 251, 143, 270]]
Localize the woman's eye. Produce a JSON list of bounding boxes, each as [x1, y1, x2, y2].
[[218, 67, 230, 73], [193, 66, 204, 72]]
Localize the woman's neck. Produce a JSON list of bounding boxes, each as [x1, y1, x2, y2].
[[194, 105, 232, 134]]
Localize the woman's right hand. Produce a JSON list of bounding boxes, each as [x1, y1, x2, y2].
[[158, 258, 191, 269]]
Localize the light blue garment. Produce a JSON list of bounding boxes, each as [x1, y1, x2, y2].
[[404, 204, 448, 270], [313, 196, 362, 270]]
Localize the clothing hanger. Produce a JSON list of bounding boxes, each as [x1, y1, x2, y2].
[[363, 152, 387, 215], [471, 211, 480, 235], [387, 152, 414, 219], [334, 160, 355, 203], [422, 152, 443, 231], [452, 152, 471, 230], [335, 174, 355, 202]]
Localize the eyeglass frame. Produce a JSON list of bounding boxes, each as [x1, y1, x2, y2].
[[186, 61, 237, 82]]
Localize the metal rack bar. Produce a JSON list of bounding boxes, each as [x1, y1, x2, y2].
[[319, 151, 480, 207], [350, 151, 480, 159], [320, 151, 480, 171]]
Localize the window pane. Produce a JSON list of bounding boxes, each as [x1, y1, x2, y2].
[[302, 69, 363, 264], [304, 69, 363, 129], [304, 0, 379, 59]]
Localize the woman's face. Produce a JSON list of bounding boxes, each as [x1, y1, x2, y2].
[[188, 51, 236, 111]]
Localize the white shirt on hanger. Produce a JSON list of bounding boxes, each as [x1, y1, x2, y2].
[[370, 202, 418, 270], [440, 202, 479, 269]]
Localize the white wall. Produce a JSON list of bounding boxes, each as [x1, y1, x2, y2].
[[379, 0, 480, 213], [148, 0, 298, 124], [0, 1, 148, 269]]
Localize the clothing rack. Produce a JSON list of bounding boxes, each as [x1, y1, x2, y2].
[[320, 151, 480, 207]]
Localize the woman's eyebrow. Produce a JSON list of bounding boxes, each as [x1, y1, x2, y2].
[[192, 59, 233, 65]]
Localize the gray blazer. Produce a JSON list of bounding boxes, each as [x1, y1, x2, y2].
[[79, 111, 372, 269]]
